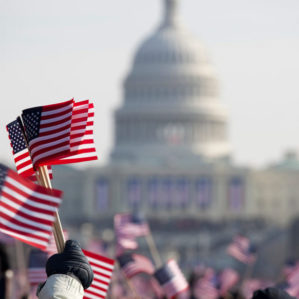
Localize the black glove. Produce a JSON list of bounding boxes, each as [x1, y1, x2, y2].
[[46, 240, 94, 289]]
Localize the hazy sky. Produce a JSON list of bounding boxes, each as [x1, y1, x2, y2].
[[1, 0, 299, 169]]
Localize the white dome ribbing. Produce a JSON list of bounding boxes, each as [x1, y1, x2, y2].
[[111, 0, 231, 165]]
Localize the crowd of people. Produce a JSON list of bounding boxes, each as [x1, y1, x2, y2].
[[0, 239, 298, 299]]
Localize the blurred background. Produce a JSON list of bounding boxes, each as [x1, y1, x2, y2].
[[1, 0, 299, 298]]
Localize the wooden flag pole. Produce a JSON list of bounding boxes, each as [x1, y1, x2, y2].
[[36, 165, 65, 253], [16, 117, 65, 252], [145, 231, 162, 268]]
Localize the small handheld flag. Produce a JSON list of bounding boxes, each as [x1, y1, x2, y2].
[[7, 118, 53, 181], [27, 249, 48, 285], [114, 213, 149, 254], [0, 164, 62, 250], [154, 259, 189, 299], [227, 235, 256, 264], [56, 101, 98, 164], [117, 253, 154, 278], [21, 99, 74, 167], [83, 250, 114, 299]]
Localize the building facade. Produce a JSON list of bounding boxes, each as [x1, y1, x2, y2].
[[52, 0, 299, 273]]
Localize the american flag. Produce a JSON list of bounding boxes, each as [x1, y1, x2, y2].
[[154, 259, 189, 299], [218, 268, 239, 296], [114, 213, 149, 238], [193, 277, 219, 299], [285, 282, 299, 298], [83, 250, 114, 299], [117, 253, 154, 278], [7, 118, 35, 177], [284, 262, 299, 284], [283, 259, 298, 277], [0, 164, 62, 250], [53, 101, 98, 164], [27, 249, 48, 285], [21, 99, 74, 167], [227, 235, 256, 264], [114, 213, 149, 254], [7, 118, 53, 182], [192, 268, 219, 299], [283, 261, 299, 297]]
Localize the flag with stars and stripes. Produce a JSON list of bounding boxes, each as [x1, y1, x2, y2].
[[21, 99, 74, 167], [53, 101, 98, 164], [114, 213, 149, 254], [117, 253, 154, 278], [0, 164, 62, 250], [227, 235, 256, 264], [6, 118, 53, 181], [6, 118, 35, 177], [218, 268, 239, 296], [154, 259, 189, 299], [21, 99, 98, 167], [27, 249, 48, 285], [83, 250, 114, 299]]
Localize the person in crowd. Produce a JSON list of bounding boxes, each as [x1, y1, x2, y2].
[[252, 287, 296, 299], [37, 240, 93, 299], [0, 243, 13, 299]]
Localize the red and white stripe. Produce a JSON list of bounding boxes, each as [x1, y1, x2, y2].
[[6, 120, 35, 177], [12, 148, 35, 177], [83, 250, 114, 299], [121, 254, 154, 278], [0, 168, 62, 250], [7, 121, 53, 181], [24, 99, 74, 167], [161, 260, 189, 299], [193, 277, 219, 299], [28, 268, 47, 285], [227, 235, 255, 264], [57, 102, 98, 164], [218, 268, 239, 296]]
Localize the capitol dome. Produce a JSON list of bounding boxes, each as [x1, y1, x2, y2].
[[111, 0, 231, 165]]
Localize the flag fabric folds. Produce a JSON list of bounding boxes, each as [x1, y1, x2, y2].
[[227, 235, 256, 264], [283, 260, 299, 297], [7, 118, 53, 181], [55, 101, 98, 164], [114, 213, 149, 254], [83, 250, 114, 299], [7, 118, 35, 177], [117, 253, 154, 278], [0, 164, 62, 250], [192, 268, 219, 299], [21, 99, 74, 167], [20, 99, 98, 168], [218, 268, 239, 296], [154, 259, 189, 299], [27, 249, 48, 285]]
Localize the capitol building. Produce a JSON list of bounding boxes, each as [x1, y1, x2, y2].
[[54, 0, 299, 270]]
